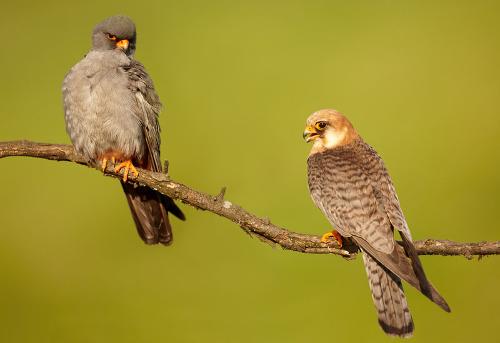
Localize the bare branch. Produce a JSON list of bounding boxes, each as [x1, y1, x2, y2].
[[1, 140, 499, 258]]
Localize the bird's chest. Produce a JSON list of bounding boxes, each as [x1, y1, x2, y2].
[[63, 57, 144, 161], [307, 152, 358, 229], [65, 59, 140, 128], [307, 153, 340, 198], [307, 155, 338, 213], [84, 67, 134, 112], [307, 159, 323, 202]]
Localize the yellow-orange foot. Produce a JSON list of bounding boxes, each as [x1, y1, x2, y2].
[[321, 230, 343, 248], [114, 160, 139, 182], [101, 157, 117, 172]]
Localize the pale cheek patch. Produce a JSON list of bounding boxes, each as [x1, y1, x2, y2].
[[321, 127, 347, 148]]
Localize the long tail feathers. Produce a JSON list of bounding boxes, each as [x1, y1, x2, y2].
[[362, 251, 414, 338], [161, 194, 185, 221], [400, 233, 451, 312], [353, 236, 450, 313], [121, 182, 183, 245]]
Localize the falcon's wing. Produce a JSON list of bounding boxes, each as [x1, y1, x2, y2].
[[307, 147, 395, 254], [124, 59, 185, 221], [356, 140, 412, 240], [353, 140, 451, 308], [125, 59, 163, 172]]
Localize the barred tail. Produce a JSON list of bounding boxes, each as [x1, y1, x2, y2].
[[362, 251, 414, 338]]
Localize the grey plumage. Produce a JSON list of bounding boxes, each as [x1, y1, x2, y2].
[[63, 15, 184, 245], [305, 109, 449, 337]]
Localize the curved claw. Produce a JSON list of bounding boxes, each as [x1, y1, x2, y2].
[[100, 156, 117, 173], [321, 230, 343, 248], [114, 160, 139, 182]]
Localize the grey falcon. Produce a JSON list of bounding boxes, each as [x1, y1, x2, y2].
[[303, 109, 450, 337], [63, 15, 185, 245]]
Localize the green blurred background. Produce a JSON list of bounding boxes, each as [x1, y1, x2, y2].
[[1, 1, 499, 342]]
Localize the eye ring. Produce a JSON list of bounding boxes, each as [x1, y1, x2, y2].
[[106, 33, 117, 41], [315, 121, 327, 130]]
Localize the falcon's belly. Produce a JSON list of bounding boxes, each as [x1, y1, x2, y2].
[[307, 151, 354, 237], [63, 51, 145, 163]]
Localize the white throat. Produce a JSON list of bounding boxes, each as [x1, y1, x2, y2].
[[314, 127, 347, 150]]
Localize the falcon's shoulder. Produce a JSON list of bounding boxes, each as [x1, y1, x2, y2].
[[355, 140, 412, 239], [123, 59, 163, 171], [125, 59, 162, 113]]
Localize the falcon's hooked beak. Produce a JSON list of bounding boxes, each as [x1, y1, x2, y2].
[[303, 125, 319, 143], [116, 39, 129, 51]]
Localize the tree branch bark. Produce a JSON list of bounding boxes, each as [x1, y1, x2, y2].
[[1, 140, 498, 258]]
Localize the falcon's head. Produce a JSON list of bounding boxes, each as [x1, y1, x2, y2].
[[303, 109, 358, 152], [92, 15, 136, 56]]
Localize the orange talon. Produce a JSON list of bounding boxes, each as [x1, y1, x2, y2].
[[114, 160, 139, 182], [321, 230, 343, 248]]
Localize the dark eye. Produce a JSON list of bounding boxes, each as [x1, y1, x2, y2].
[[315, 121, 327, 130], [106, 33, 117, 41]]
